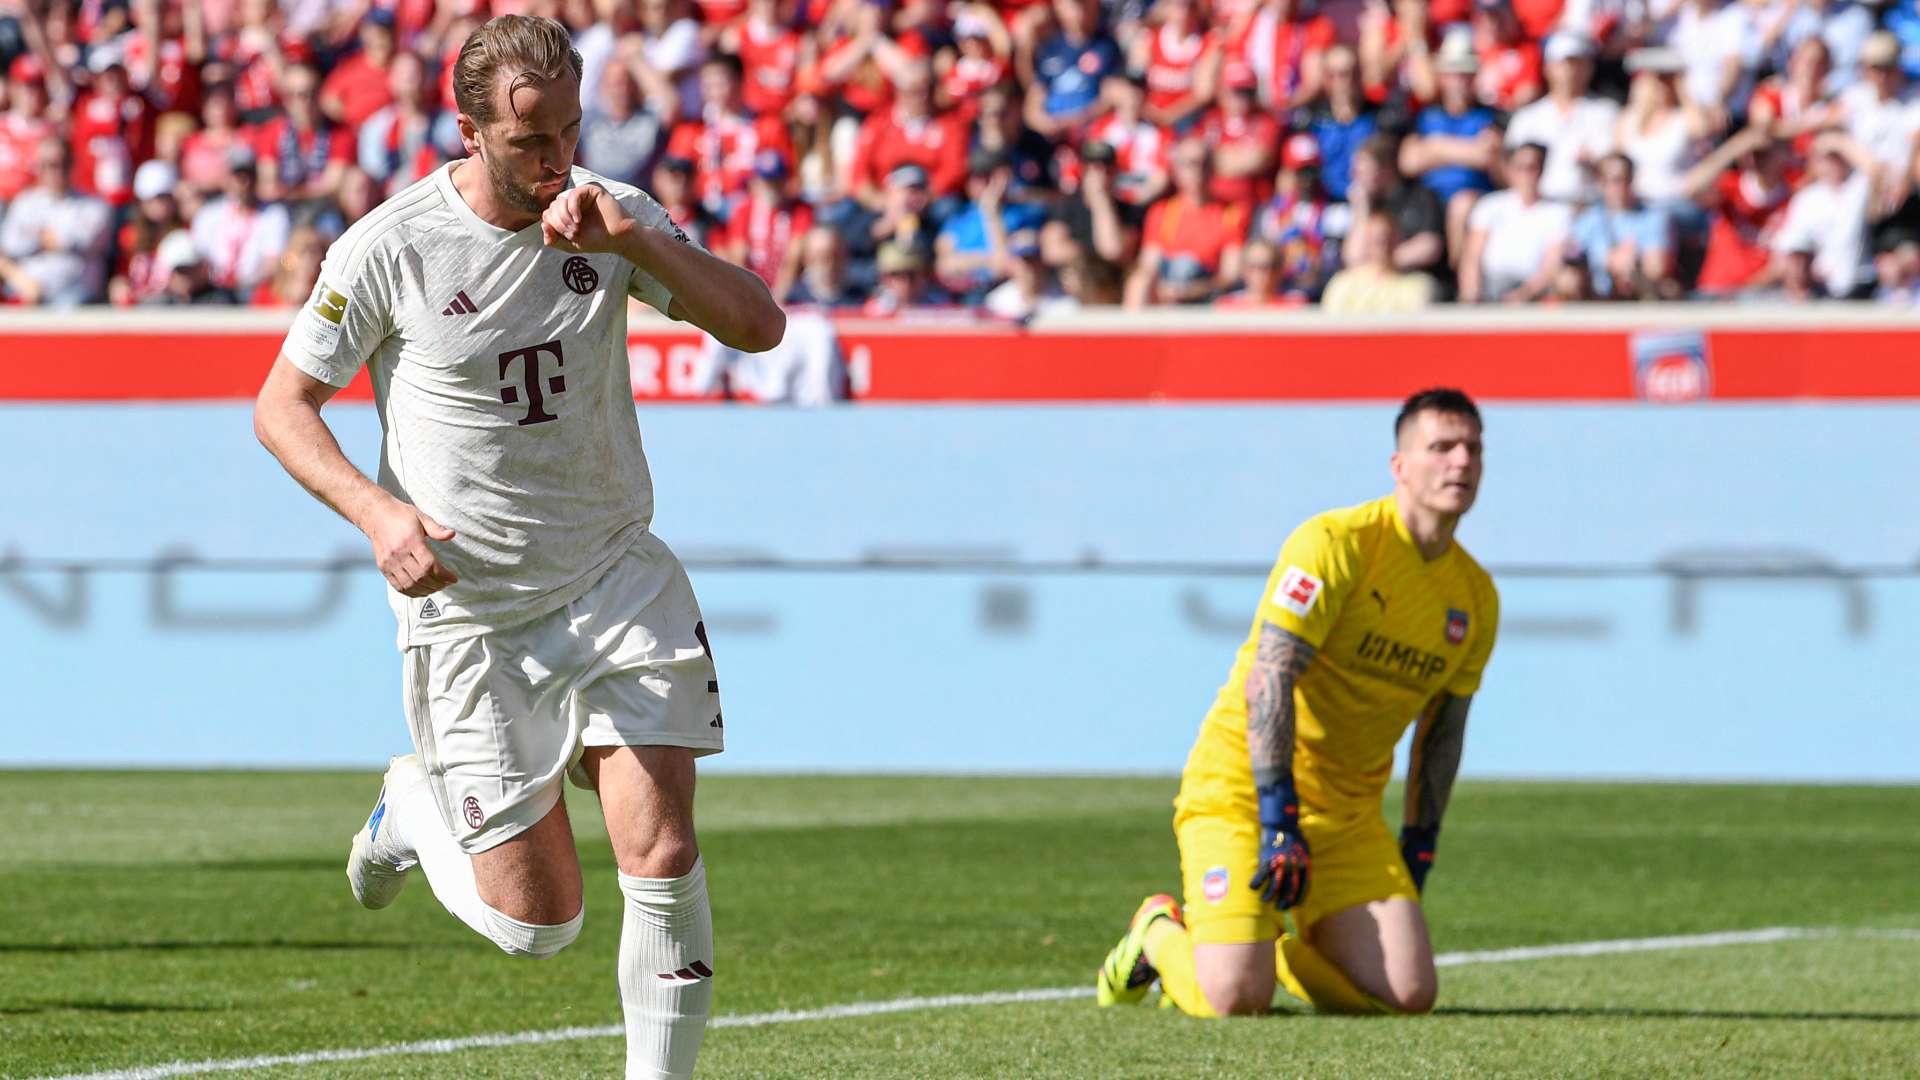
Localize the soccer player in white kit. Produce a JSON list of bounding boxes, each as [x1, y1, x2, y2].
[[251, 16, 783, 1079]]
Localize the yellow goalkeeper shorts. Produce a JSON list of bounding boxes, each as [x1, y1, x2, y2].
[[1175, 805, 1420, 946]]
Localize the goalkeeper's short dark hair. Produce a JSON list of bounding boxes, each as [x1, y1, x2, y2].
[[1394, 388, 1482, 441]]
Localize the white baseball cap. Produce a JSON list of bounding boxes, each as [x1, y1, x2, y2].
[[1543, 31, 1596, 65], [156, 230, 203, 273], [133, 159, 178, 202]]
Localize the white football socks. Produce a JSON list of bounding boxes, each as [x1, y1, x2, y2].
[[391, 776, 581, 958], [617, 858, 715, 1080]]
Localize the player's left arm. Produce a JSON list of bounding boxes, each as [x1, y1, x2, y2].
[[541, 184, 786, 353], [1400, 691, 1473, 895], [1403, 572, 1499, 894]]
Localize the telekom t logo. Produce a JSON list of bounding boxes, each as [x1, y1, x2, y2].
[[498, 340, 566, 426]]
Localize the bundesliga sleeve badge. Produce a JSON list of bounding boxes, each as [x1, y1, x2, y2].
[[1272, 567, 1323, 617]]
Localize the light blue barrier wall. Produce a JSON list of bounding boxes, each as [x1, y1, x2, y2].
[[5, 403, 1916, 779]]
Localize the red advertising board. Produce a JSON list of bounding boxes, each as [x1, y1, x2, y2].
[[2, 312, 1918, 401]]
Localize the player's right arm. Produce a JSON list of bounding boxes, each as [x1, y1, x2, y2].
[[254, 230, 456, 599], [1244, 621, 1316, 910], [1243, 515, 1359, 911], [253, 358, 458, 598]]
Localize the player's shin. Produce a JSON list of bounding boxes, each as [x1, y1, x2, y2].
[[1275, 933, 1396, 1015], [1141, 919, 1218, 1018], [617, 857, 715, 1080]]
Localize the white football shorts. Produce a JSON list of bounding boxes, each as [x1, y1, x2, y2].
[[401, 530, 725, 853]]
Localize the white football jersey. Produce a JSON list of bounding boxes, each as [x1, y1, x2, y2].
[[281, 163, 693, 647]]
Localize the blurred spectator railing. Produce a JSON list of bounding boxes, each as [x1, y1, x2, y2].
[[5, 304, 1920, 402]]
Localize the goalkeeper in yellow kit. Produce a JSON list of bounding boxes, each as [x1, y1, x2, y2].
[[1097, 388, 1499, 1017]]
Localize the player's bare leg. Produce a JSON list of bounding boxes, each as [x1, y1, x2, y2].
[[471, 797, 586, 925], [1298, 898, 1438, 1014], [1189, 941, 1277, 1016], [585, 745, 711, 1080], [362, 763, 587, 958]]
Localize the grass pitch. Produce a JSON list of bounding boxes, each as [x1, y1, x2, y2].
[[2, 774, 1916, 1078]]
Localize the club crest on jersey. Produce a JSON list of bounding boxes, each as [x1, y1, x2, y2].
[[1445, 608, 1469, 646], [1203, 866, 1230, 903], [561, 255, 599, 295], [1272, 567, 1323, 617]]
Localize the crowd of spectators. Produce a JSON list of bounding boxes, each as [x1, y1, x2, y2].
[[4, 0, 1920, 314]]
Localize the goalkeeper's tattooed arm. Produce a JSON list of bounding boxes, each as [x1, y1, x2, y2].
[[1245, 622, 1315, 910], [1401, 693, 1473, 894]]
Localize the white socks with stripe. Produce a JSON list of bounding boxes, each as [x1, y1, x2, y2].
[[392, 777, 581, 958], [617, 858, 715, 1080]]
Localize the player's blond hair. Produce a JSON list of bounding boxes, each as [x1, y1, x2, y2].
[[453, 15, 583, 127]]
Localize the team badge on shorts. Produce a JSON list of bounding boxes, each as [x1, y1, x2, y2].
[[1202, 866, 1230, 903], [1445, 608, 1469, 646], [462, 795, 485, 829]]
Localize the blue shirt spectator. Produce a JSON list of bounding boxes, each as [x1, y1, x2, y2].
[[1573, 156, 1675, 298], [1409, 104, 1497, 204], [1307, 110, 1377, 201], [1031, 0, 1120, 128]]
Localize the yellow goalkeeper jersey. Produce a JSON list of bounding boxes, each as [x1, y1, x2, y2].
[[1179, 496, 1500, 820]]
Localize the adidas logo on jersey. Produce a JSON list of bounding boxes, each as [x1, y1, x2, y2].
[[441, 290, 478, 316]]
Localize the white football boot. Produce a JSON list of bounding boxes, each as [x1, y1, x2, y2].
[[346, 754, 425, 909]]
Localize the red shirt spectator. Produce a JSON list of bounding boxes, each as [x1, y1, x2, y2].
[[666, 56, 795, 209], [1127, 139, 1249, 306], [805, 0, 929, 116], [1141, 193, 1248, 278], [1509, 0, 1563, 43], [727, 0, 804, 116], [0, 58, 55, 202], [320, 15, 399, 130], [70, 64, 153, 206], [1229, 0, 1335, 109], [254, 64, 353, 200], [1476, 39, 1542, 111], [1694, 135, 1795, 295], [848, 62, 968, 202], [180, 85, 252, 191], [1085, 76, 1171, 205], [1136, 0, 1217, 123], [1198, 64, 1279, 205], [1472, 0, 1542, 111], [695, 0, 749, 25], [124, 28, 205, 116], [937, 7, 1011, 117], [723, 154, 816, 295], [218, 19, 313, 117]]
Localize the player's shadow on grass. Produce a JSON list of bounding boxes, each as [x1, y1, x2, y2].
[[0, 1001, 219, 1016], [0, 939, 417, 954], [1436, 1006, 1920, 1024]]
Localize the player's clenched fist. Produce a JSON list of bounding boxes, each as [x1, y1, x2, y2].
[[540, 184, 631, 255], [363, 498, 460, 598], [1250, 826, 1311, 910]]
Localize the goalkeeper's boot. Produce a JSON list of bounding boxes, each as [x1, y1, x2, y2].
[[1095, 894, 1183, 1007], [346, 754, 424, 910]]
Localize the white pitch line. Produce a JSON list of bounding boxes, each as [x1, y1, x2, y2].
[[27, 927, 1909, 1080], [1432, 926, 1823, 967]]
